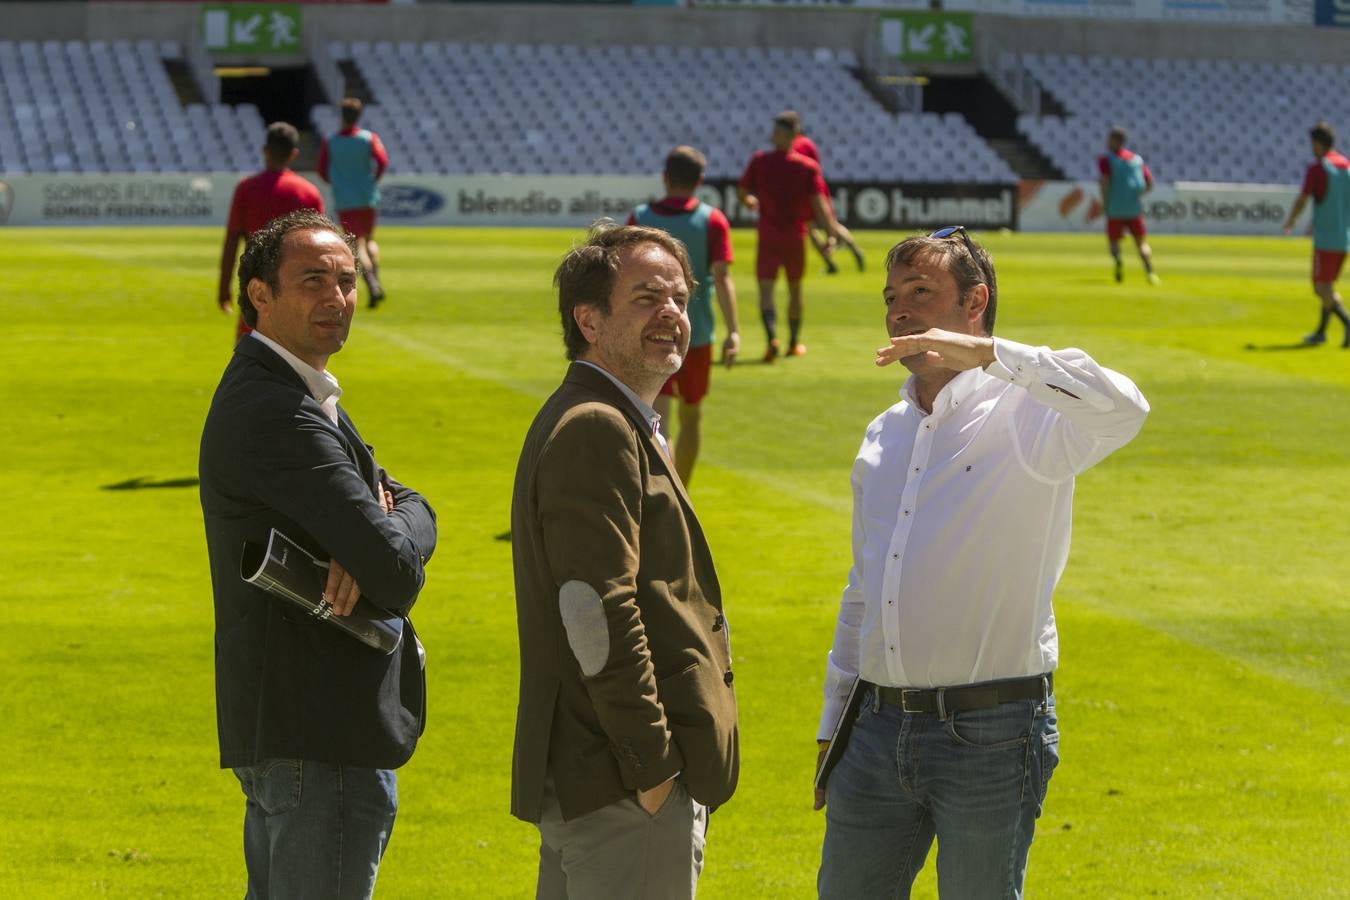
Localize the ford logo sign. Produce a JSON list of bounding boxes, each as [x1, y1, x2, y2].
[[381, 186, 444, 218]]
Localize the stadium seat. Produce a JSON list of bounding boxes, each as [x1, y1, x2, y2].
[[1017, 50, 1350, 184]]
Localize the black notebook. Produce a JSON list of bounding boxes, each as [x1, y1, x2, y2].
[[815, 677, 865, 792], [241, 528, 403, 655]]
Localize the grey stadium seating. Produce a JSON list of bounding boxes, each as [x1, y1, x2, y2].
[[1, 36, 1016, 183], [311, 40, 1017, 184], [0, 39, 262, 174], [1017, 52, 1350, 184]]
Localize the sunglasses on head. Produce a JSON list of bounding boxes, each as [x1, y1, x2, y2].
[[929, 225, 987, 279]]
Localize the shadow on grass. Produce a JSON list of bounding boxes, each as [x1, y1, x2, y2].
[[101, 475, 199, 491], [1243, 340, 1322, 352]]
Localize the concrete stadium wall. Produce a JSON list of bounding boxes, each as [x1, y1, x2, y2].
[[979, 13, 1350, 64], [3, 2, 1346, 63], [0, 2, 874, 53]]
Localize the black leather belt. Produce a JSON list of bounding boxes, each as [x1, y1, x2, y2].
[[869, 674, 1052, 716]]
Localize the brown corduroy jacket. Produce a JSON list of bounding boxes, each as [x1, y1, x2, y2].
[[509, 362, 739, 823]]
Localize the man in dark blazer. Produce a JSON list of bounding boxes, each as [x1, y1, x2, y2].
[[511, 223, 739, 899], [199, 210, 436, 900]]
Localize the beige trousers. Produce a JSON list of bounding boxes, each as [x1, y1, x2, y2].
[[535, 776, 707, 900]]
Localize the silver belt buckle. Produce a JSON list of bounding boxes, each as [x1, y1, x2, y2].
[[900, 689, 923, 713]]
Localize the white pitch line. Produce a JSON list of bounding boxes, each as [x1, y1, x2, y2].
[[362, 323, 852, 515]]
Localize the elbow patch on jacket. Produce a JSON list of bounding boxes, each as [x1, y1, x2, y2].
[[559, 580, 608, 677]]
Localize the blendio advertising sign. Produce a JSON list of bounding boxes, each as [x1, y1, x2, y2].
[[1019, 180, 1302, 234]]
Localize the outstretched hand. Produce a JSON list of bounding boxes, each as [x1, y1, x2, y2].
[[876, 329, 996, 371]]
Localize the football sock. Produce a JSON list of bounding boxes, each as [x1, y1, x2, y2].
[[789, 317, 802, 348], [761, 308, 777, 342], [1315, 308, 1332, 336]]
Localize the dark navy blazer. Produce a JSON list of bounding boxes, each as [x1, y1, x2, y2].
[[199, 336, 437, 770]]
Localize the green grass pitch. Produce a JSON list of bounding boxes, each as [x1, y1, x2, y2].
[[2, 225, 1347, 898]]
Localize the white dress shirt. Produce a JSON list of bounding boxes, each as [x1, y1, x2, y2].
[[817, 337, 1149, 738], [249, 331, 342, 424]]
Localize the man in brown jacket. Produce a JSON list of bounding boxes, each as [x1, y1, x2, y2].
[[510, 223, 739, 898]]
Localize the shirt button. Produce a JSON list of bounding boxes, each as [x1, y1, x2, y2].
[[903, 510, 909, 516], [892, 553, 899, 559], [913, 466, 920, 473], [723, 670, 734, 686]]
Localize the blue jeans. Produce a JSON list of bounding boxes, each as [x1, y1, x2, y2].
[[819, 688, 1059, 900], [233, 759, 398, 900]]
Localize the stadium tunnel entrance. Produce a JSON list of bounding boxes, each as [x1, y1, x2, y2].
[[217, 66, 329, 168]]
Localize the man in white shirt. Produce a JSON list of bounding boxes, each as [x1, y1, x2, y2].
[[814, 227, 1148, 899]]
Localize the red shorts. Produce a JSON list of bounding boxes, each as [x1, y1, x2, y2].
[[338, 207, 377, 239], [1313, 249, 1347, 284], [757, 235, 806, 281], [659, 343, 712, 405], [1106, 217, 1146, 242]]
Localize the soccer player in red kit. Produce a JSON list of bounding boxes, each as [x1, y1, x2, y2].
[[1281, 121, 1350, 347], [628, 145, 741, 485], [1098, 127, 1159, 285], [789, 117, 864, 275], [217, 122, 324, 340], [740, 111, 853, 361]]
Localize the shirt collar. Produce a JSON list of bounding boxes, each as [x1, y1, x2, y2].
[[249, 331, 342, 408], [575, 360, 663, 437], [655, 195, 699, 213], [901, 365, 987, 415]]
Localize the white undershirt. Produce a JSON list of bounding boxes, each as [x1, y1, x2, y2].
[[250, 331, 341, 424]]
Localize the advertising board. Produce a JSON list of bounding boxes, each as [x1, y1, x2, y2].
[[0, 173, 1018, 230], [1018, 179, 1304, 235]]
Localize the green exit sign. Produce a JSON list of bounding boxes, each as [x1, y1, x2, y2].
[[202, 5, 303, 54], [879, 12, 974, 64]]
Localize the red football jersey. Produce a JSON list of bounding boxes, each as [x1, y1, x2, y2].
[[226, 169, 325, 237], [739, 150, 828, 240], [626, 195, 733, 264], [791, 135, 820, 165], [1302, 149, 1350, 202]]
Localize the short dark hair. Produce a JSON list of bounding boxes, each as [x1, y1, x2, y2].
[[774, 110, 801, 134], [237, 210, 355, 328], [263, 122, 299, 163], [664, 145, 706, 191], [884, 232, 998, 335], [554, 222, 697, 361], [340, 97, 363, 127], [1108, 126, 1127, 145], [1311, 121, 1335, 149]]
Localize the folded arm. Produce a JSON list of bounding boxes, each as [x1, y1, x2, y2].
[[240, 403, 435, 615]]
